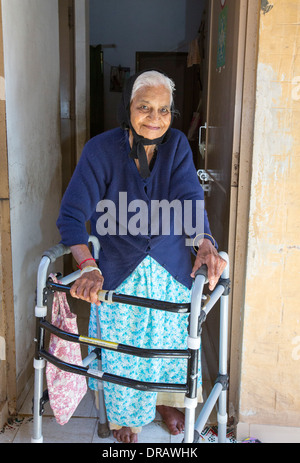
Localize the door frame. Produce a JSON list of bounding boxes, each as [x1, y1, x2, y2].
[[59, 0, 77, 195], [227, 0, 260, 422], [0, 0, 17, 426], [59, 0, 90, 276]]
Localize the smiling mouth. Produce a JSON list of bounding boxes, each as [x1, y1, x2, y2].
[[144, 125, 161, 130]]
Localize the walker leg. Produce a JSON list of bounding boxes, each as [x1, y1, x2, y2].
[[95, 387, 110, 438], [96, 310, 110, 438], [217, 390, 227, 443], [217, 292, 229, 444], [194, 253, 230, 443], [216, 252, 230, 443], [184, 407, 196, 443], [32, 255, 50, 443], [31, 358, 45, 443], [183, 273, 205, 443], [195, 382, 223, 438]]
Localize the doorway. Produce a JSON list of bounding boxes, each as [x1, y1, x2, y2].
[[200, 0, 245, 386], [86, 0, 257, 423]]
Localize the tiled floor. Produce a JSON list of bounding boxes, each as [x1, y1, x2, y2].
[[0, 382, 219, 444], [0, 350, 225, 444]]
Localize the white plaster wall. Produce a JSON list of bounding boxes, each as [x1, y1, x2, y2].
[[1, 0, 62, 397], [89, 0, 205, 130]]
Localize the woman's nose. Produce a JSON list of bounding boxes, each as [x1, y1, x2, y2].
[[148, 109, 160, 120]]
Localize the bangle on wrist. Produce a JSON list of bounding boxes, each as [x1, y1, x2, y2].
[[77, 258, 96, 270], [193, 233, 216, 251], [80, 266, 102, 277]]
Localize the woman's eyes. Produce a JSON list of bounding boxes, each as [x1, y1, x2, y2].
[[138, 105, 170, 115]]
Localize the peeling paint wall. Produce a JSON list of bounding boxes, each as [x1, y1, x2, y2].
[[240, 0, 300, 429]]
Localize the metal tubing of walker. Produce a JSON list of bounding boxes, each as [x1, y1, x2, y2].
[[32, 255, 51, 443], [32, 237, 100, 443], [195, 382, 223, 437], [194, 252, 230, 443], [183, 272, 206, 443], [32, 358, 44, 443], [32, 322, 47, 443], [184, 408, 195, 443], [96, 311, 109, 431], [218, 253, 229, 376], [217, 252, 230, 443], [33, 245, 70, 443]]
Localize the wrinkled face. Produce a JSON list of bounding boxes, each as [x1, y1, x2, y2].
[[130, 85, 172, 140]]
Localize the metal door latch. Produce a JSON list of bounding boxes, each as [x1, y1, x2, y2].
[[197, 170, 213, 196], [197, 170, 224, 197]]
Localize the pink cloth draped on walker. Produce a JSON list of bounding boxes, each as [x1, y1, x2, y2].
[[46, 274, 87, 425]]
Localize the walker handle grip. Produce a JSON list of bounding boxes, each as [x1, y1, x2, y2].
[[43, 244, 71, 263], [195, 264, 208, 278]]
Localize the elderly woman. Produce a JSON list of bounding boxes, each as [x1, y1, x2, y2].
[[57, 70, 226, 443]]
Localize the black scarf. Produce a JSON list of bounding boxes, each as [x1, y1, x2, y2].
[[118, 70, 174, 179]]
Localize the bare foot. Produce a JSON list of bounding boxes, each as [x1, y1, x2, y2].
[[156, 405, 185, 435], [112, 427, 138, 443]]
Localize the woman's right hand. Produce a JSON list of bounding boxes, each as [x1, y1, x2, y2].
[[69, 244, 104, 305], [70, 267, 104, 305]]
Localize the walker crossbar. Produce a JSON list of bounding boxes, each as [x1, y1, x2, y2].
[[32, 237, 230, 444], [39, 348, 189, 394], [39, 318, 191, 359], [46, 279, 191, 314]]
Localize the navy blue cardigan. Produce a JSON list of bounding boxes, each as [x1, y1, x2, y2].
[[57, 128, 214, 290]]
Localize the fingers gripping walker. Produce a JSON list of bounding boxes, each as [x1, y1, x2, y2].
[[32, 236, 230, 443]]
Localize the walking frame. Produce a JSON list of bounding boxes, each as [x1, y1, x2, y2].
[[31, 236, 230, 444]]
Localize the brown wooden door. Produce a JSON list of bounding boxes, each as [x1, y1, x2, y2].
[[201, 0, 247, 379], [204, 0, 242, 253]]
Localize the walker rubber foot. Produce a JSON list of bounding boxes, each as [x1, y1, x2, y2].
[[98, 421, 110, 438], [31, 436, 43, 443], [181, 430, 200, 443]]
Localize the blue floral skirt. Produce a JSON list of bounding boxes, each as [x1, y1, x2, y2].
[[88, 255, 201, 428]]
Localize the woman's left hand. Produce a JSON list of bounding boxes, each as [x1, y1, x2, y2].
[[190, 238, 227, 291]]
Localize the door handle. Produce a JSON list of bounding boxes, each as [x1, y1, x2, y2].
[[198, 123, 207, 159]]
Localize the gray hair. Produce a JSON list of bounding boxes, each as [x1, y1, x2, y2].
[[131, 70, 175, 106]]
